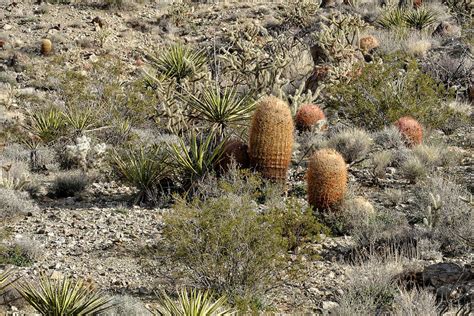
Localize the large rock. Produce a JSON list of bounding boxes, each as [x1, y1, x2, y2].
[[432, 21, 461, 37], [422, 263, 472, 288]]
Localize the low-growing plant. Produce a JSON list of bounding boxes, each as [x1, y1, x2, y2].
[[328, 128, 372, 163], [325, 57, 455, 131], [24, 107, 65, 143], [62, 106, 98, 135], [102, 295, 151, 316], [49, 171, 89, 198], [154, 289, 235, 316], [112, 144, 171, 203], [159, 191, 285, 307], [266, 198, 330, 252], [378, 7, 438, 30], [392, 288, 439, 315], [0, 243, 35, 267], [0, 188, 38, 219], [371, 150, 393, 179], [16, 274, 114, 316], [169, 131, 225, 190], [183, 85, 255, 136], [147, 45, 207, 85], [400, 155, 427, 183]]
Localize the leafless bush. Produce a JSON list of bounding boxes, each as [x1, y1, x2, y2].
[[374, 126, 404, 150], [0, 188, 38, 219], [392, 288, 439, 316], [413, 176, 473, 255]]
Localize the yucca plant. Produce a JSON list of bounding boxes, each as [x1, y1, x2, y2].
[[15, 274, 114, 316], [0, 269, 17, 296], [154, 289, 235, 316], [183, 85, 255, 136], [62, 107, 98, 134], [112, 144, 172, 204], [168, 131, 225, 188], [25, 107, 65, 143], [378, 8, 407, 29], [404, 8, 438, 30], [147, 45, 207, 84]]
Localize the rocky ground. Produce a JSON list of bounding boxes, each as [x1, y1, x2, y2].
[[0, 0, 473, 315]]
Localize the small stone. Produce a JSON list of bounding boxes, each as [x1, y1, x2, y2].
[[3, 24, 13, 30], [322, 301, 339, 310]]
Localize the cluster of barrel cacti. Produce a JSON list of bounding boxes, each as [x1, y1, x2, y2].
[[220, 95, 424, 212]]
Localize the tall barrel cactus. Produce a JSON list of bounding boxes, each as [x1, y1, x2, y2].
[[248, 96, 294, 181], [307, 148, 347, 210]]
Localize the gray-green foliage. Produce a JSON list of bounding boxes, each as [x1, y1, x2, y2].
[[159, 170, 285, 307], [0, 188, 38, 219]]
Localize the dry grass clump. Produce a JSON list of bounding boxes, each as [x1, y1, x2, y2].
[[327, 128, 372, 163], [0, 188, 38, 219]]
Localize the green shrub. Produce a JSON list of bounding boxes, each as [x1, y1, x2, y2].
[[160, 192, 285, 308], [325, 57, 456, 131], [0, 243, 35, 267], [377, 7, 438, 30], [266, 198, 330, 252], [49, 171, 89, 198]]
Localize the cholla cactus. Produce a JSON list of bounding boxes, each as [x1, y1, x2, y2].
[[66, 136, 106, 170]]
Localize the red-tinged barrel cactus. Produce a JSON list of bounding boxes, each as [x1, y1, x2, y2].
[[216, 138, 250, 171], [307, 148, 347, 210], [394, 116, 423, 146], [295, 104, 326, 132], [248, 96, 294, 181], [40, 39, 52, 55]]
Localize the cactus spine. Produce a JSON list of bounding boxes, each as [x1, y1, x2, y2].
[[307, 148, 347, 210], [248, 96, 294, 181]]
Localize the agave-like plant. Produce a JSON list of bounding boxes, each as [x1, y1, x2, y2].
[[25, 107, 64, 143], [62, 107, 98, 134], [183, 85, 255, 136], [0, 269, 17, 295], [377, 8, 407, 29], [168, 131, 225, 187], [154, 289, 235, 316], [404, 8, 438, 30], [15, 274, 114, 316], [112, 144, 172, 203], [147, 45, 207, 84]]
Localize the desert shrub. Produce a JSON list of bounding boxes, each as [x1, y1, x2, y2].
[[392, 288, 439, 316], [266, 198, 330, 252], [280, 0, 320, 28], [373, 126, 404, 150], [328, 128, 372, 163], [413, 176, 473, 255], [0, 188, 38, 219], [49, 171, 89, 198], [160, 191, 285, 307], [102, 295, 151, 316], [371, 150, 393, 179], [400, 155, 427, 183], [16, 274, 114, 316], [24, 107, 66, 143], [154, 289, 234, 316], [334, 255, 403, 315], [112, 144, 171, 204], [0, 238, 41, 267], [0, 161, 30, 191], [325, 57, 455, 131]]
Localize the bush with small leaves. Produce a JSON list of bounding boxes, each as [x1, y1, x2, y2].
[[49, 171, 89, 198], [400, 155, 427, 183], [373, 126, 404, 150], [0, 237, 42, 267], [371, 150, 393, 179], [0, 188, 38, 219], [159, 189, 285, 306], [413, 176, 473, 255], [325, 57, 455, 131], [392, 288, 439, 316], [328, 128, 372, 163]]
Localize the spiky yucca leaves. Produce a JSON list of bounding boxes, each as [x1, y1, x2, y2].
[[62, 107, 98, 134], [404, 7, 438, 30], [147, 45, 207, 84], [25, 108, 64, 143], [112, 145, 171, 204], [15, 274, 114, 316], [378, 8, 407, 29], [0, 269, 17, 296], [307, 149, 347, 211], [248, 96, 294, 182], [169, 131, 225, 188], [155, 289, 235, 316], [184, 85, 255, 136]]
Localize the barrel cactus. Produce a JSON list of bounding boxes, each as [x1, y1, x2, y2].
[[248, 96, 294, 181], [40, 39, 52, 55], [394, 116, 423, 146], [359, 35, 379, 53], [295, 104, 326, 132], [217, 138, 250, 171], [307, 148, 347, 210]]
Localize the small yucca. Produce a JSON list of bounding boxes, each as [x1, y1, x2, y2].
[[15, 274, 114, 316], [154, 289, 235, 316]]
